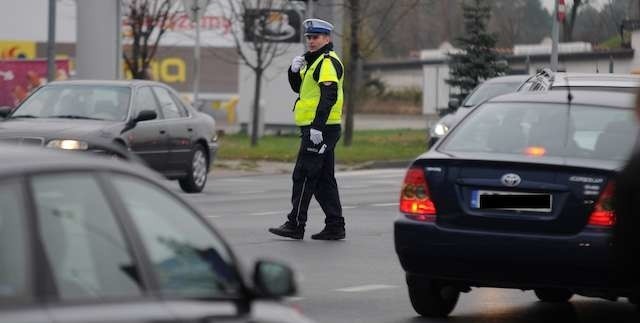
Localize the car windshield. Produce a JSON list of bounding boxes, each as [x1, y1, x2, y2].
[[12, 85, 131, 121], [441, 102, 638, 161], [462, 82, 523, 107]]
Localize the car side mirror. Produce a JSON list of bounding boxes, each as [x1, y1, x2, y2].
[[252, 260, 296, 299], [121, 110, 157, 134], [448, 99, 460, 110], [133, 110, 157, 123], [0, 106, 12, 118]]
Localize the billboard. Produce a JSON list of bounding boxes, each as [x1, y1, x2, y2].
[[243, 9, 302, 43], [0, 59, 70, 108]]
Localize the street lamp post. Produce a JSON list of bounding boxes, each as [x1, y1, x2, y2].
[[47, 0, 56, 82], [183, 0, 210, 110]]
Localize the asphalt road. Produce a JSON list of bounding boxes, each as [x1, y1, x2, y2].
[[166, 169, 638, 323]]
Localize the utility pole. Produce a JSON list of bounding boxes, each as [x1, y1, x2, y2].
[[47, 0, 56, 82], [183, 0, 209, 110], [307, 0, 315, 18], [551, 0, 566, 72]]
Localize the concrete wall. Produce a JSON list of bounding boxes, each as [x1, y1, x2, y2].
[[422, 65, 449, 115]]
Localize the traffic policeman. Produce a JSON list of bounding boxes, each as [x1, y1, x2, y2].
[[268, 18, 345, 240]]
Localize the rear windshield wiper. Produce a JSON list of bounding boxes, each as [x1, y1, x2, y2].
[[50, 115, 104, 120]]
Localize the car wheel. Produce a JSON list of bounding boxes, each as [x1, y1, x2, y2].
[[406, 273, 459, 317], [534, 288, 573, 302], [179, 144, 208, 193]]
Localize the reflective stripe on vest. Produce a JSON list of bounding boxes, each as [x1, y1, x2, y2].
[[294, 51, 344, 126]]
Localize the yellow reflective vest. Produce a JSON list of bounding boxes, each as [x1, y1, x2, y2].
[[294, 51, 344, 126]]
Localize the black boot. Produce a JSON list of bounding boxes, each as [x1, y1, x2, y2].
[[311, 226, 345, 240], [268, 222, 304, 240]]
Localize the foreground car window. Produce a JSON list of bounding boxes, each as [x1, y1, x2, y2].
[[0, 179, 28, 302], [111, 175, 240, 299], [442, 102, 637, 160], [32, 173, 143, 300], [13, 85, 131, 121]]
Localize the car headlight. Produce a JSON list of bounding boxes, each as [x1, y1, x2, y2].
[[46, 139, 89, 150], [432, 123, 449, 137]]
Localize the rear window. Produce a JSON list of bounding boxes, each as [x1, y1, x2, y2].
[[441, 102, 638, 161], [462, 82, 523, 107]]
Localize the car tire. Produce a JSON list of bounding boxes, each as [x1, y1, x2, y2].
[[406, 274, 459, 317], [179, 144, 208, 193], [534, 288, 573, 302]]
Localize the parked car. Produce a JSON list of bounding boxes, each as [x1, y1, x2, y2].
[[396, 90, 639, 317], [0, 144, 312, 323], [519, 68, 640, 93], [429, 75, 530, 147], [0, 80, 218, 193]]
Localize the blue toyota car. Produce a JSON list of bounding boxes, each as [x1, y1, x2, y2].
[[395, 90, 639, 317]]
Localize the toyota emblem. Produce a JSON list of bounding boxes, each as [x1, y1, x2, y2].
[[501, 173, 521, 187]]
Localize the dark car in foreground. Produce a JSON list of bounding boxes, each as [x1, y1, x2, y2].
[[429, 75, 530, 147], [396, 90, 639, 317], [0, 144, 312, 323], [0, 80, 218, 193]]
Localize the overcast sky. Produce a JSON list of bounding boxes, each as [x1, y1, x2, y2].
[[541, 0, 607, 12]]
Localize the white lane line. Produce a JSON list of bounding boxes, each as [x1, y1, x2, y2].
[[371, 202, 399, 207], [336, 169, 405, 178], [285, 296, 305, 302], [335, 284, 398, 293], [342, 206, 357, 209], [242, 190, 268, 194], [250, 211, 285, 216], [341, 185, 369, 189], [205, 215, 223, 218]]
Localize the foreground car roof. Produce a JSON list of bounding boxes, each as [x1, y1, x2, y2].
[[0, 144, 156, 178], [46, 79, 162, 87], [552, 73, 640, 88], [489, 90, 635, 108]]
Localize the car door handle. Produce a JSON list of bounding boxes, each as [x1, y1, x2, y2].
[[188, 128, 193, 132], [160, 130, 166, 134]]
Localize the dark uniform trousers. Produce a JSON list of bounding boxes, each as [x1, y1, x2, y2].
[[287, 125, 344, 229]]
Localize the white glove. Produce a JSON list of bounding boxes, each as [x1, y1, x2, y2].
[[291, 56, 305, 73], [310, 128, 323, 145]]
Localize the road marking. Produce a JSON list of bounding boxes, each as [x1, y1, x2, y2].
[[371, 202, 399, 207], [335, 284, 398, 292], [336, 169, 404, 178], [341, 185, 369, 189], [204, 215, 223, 218], [242, 190, 268, 194], [284, 296, 305, 302], [342, 205, 357, 209], [250, 211, 284, 216]]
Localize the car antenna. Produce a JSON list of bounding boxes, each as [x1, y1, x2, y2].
[[563, 73, 573, 151]]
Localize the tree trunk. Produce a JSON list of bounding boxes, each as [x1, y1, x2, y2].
[[563, 0, 581, 42], [344, 0, 360, 147], [250, 68, 262, 147]]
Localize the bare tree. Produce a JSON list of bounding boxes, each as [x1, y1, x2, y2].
[[122, 0, 181, 79], [563, 0, 586, 41], [341, 0, 421, 146], [218, 0, 293, 146]]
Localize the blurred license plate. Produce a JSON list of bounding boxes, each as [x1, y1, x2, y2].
[[470, 190, 552, 212]]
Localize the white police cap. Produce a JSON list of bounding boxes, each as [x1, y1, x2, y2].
[[303, 18, 333, 35]]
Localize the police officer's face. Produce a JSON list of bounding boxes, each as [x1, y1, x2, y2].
[[306, 34, 330, 52]]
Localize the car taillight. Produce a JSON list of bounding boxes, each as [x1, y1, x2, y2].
[[399, 166, 436, 221], [588, 181, 615, 227]]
